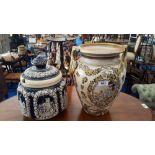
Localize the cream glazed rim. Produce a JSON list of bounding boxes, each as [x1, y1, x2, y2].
[[80, 43, 126, 58]]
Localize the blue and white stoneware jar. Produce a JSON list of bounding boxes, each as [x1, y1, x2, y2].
[[17, 55, 67, 120]]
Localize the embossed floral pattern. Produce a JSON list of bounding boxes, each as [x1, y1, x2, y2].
[[17, 80, 66, 120], [82, 77, 88, 84], [78, 62, 102, 76], [74, 60, 126, 116], [23, 65, 59, 80]]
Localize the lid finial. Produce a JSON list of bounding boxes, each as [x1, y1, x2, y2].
[[32, 55, 47, 69]]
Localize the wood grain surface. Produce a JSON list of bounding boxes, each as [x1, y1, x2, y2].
[[0, 86, 152, 121]]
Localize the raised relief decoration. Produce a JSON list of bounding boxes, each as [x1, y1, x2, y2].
[[17, 55, 67, 120]]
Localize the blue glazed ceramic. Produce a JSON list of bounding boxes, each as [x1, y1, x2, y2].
[[17, 55, 67, 120]]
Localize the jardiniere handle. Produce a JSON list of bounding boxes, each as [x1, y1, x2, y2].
[[120, 45, 127, 68], [69, 46, 80, 74]]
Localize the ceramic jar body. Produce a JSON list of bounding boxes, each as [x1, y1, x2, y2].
[[18, 45, 27, 55], [74, 55, 126, 116], [17, 79, 67, 120]]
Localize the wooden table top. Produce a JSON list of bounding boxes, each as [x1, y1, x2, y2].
[[0, 86, 152, 121]]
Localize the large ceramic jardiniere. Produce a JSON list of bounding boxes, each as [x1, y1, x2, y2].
[[17, 55, 67, 120], [74, 43, 126, 116]]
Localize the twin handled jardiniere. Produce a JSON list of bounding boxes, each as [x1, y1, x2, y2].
[[73, 43, 127, 116]]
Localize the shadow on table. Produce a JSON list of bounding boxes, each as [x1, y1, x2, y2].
[[77, 109, 112, 121]]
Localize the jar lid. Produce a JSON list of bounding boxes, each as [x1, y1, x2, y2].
[[21, 55, 62, 88], [80, 43, 126, 58]]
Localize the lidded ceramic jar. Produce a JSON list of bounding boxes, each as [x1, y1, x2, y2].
[[74, 43, 126, 116], [17, 55, 67, 120], [18, 45, 27, 55]]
